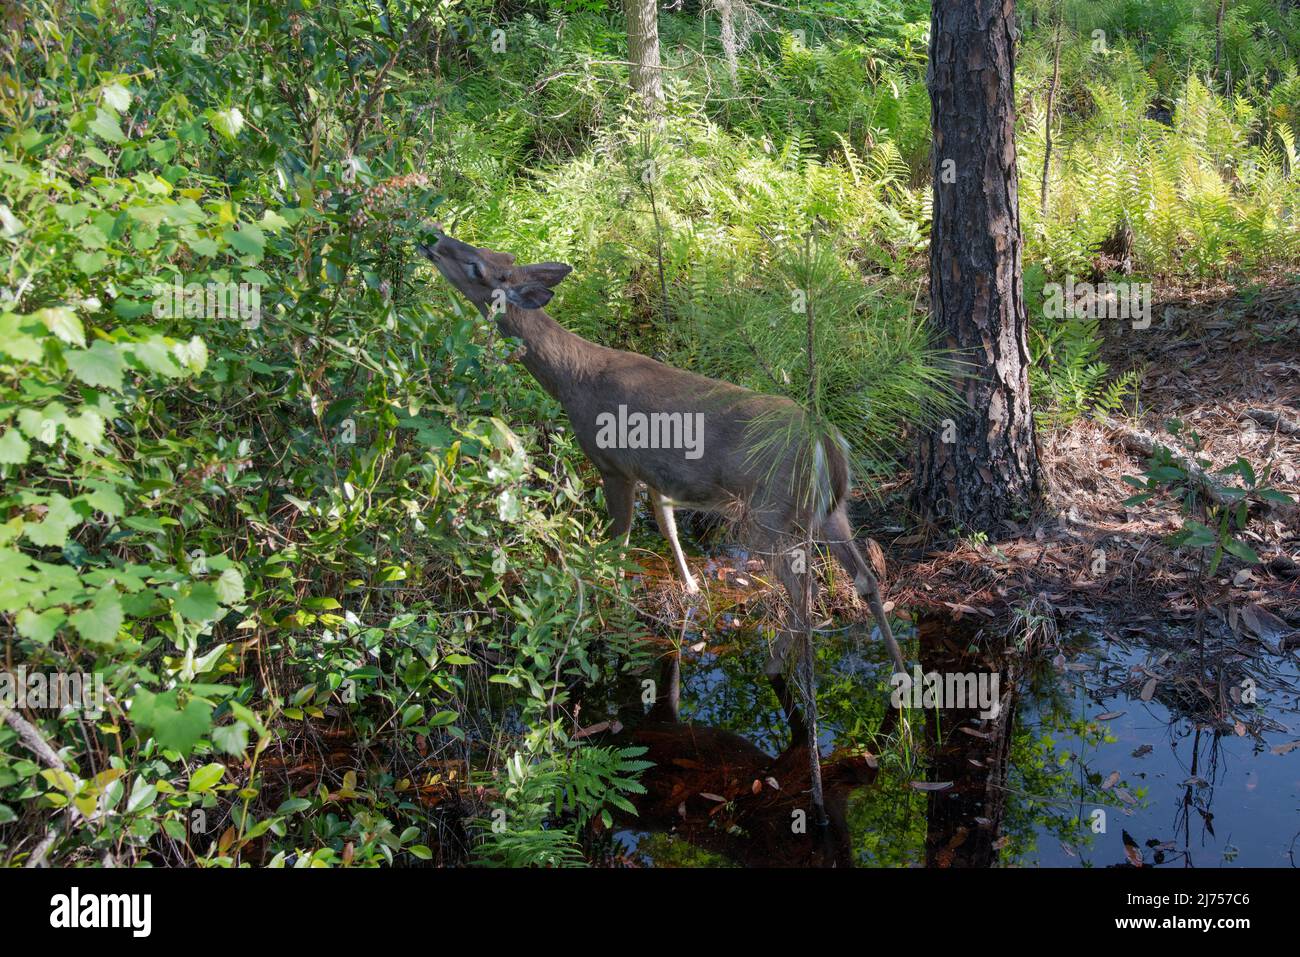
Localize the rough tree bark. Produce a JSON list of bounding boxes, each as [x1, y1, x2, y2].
[[914, 0, 1040, 536], [624, 0, 664, 114]]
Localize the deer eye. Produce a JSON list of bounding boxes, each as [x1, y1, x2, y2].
[[465, 261, 484, 282]]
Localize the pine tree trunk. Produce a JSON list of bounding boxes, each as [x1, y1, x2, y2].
[[624, 0, 664, 115], [718, 0, 738, 82], [1214, 0, 1228, 84], [914, 0, 1040, 536]]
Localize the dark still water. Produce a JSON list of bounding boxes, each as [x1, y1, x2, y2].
[[601, 610, 1300, 867]]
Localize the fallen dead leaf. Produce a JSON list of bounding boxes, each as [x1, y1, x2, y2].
[[1242, 604, 1292, 643]]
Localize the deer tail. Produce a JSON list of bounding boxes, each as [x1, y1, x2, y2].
[[812, 430, 852, 525]]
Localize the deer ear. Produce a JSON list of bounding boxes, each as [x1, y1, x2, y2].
[[520, 262, 572, 288], [504, 282, 555, 310]]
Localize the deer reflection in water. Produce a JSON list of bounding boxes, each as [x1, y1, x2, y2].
[[607, 612, 1019, 867]]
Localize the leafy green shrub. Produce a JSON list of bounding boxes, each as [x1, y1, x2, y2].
[[0, 0, 650, 868]]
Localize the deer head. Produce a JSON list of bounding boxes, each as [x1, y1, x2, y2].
[[418, 224, 571, 317]]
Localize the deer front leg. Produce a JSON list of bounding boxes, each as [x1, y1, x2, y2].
[[648, 487, 699, 594]]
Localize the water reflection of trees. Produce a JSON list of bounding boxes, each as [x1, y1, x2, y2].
[[598, 611, 1112, 867]]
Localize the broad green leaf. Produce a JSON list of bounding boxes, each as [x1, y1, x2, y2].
[[131, 689, 212, 756], [25, 494, 82, 548], [88, 108, 126, 144], [16, 607, 64, 644], [131, 337, 183, 377], [0, 313, 42, 361], [209, 107, 244, 140], [101, 82, 131, 112], [1223, 538, 1260, 564], [212, 721, 250, 756], [36, 307, 85, 347], [73, 249, 108, 274], [65, 340, 126, 390], [83, 483, 125, 517], [176, 581, 220, 621], [224, 223, 265, 257], [63, 411, 105, 446], [214, 567, 245, 604], [188, 762, 226, 792], [70, 589, 124, 644], [0, 428, 30, 464]]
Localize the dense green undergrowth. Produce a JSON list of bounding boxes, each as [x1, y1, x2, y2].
[[2, 0, 1298, 866]]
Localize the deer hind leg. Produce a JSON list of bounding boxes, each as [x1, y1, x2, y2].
[[602, 472, 637, 547], [648, 487, 699, 594], [818, 507, 908, 675], [760, 531, 813, 746]]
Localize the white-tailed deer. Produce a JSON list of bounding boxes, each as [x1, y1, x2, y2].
[[418, 226, 907, 736]]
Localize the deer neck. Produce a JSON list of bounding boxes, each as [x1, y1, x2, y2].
[[495, 304, 592, 401]]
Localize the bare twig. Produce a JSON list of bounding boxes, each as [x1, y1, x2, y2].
[[1244, 407, 1300, 436], [1105, 417, 1294, 517], [1040, 5, 1063, 213], [2, 705, 66, 771]]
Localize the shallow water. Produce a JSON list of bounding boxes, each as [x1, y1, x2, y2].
[[604, 610, 1300, 868]]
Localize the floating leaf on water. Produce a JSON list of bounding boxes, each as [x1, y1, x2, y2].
[[1102, 771, 1121, 790], [1132, 744, 1153, 758], [1122, 831, 1144, 867], [1271, 740, 1300, 756], [1096, 711, 1125, 721], [1115, 787, 1137, 805], [699, 792, 727, 803], [1140, 678, 1158, 701], [1242, 604, 1291, 643], [910, 781, 953, 792]]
